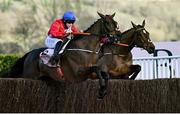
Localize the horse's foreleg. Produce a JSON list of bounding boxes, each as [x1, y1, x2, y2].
[[91, 66, 107, 99], [101, 71, 109, 87], [100, 71, 109, 96], [129, 65, 141, 80], [109, 64, 140, 79]]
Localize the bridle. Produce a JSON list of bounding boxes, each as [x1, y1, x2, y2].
[[113, 27, 152, 49], [100, 16, 118, 37], [133, 27, 152, 50]]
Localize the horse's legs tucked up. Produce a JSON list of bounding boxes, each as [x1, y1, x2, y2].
[[109, 64, 141, 80], [101, 71, 109, 88], [129, 64, 141, 80], [91, 66, 108, 99], [100, 71, 109, 97]]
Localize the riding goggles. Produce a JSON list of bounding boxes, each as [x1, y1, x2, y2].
[[65, 20, 75, 24]]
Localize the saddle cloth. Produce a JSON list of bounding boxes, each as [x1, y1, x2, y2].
[[39, 48, 57, 67], [39, 48, 64, 80]]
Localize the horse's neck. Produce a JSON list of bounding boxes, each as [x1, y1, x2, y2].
[[120, 29, 135, 51], [73, 36, 99, 49], [106, 29, 135, 55], [68, 21, 101, 50], [121, 28, 135, 45], [84, 19, 102, 35], [107, 44, 133, 55]]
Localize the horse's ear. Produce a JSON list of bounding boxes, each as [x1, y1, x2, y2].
[[131, 21, 137, 29], [142, 20, 145, 27], [111, 12, 116, 18], [97, 12, 105, 19]]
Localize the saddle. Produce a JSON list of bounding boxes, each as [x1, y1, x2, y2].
[[39, 49, 65, 80], [40, 38, 71, 67], [39, 48, 59, 67]]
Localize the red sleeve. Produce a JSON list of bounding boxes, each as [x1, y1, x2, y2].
[[48, 21, 65, 38], [72, 24, 79, 32]]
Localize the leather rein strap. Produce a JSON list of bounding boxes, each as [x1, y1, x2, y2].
[[72, 32, 129, 47]]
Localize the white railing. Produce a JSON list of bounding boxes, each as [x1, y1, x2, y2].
[[133, 56, 180, 80]]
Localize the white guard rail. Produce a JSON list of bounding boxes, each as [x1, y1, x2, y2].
[[133, 56, 180, 80]]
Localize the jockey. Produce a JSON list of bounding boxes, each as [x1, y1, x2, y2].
[[45, 11, 79, 64]]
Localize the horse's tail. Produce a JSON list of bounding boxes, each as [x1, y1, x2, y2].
[[0, 52, 30, 78]]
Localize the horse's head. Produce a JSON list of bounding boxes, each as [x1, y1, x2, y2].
[[97, 12, 118, 36], [73, 12, 118, 50], [83, 12, 118, 37], [131, 20, 155, 54]]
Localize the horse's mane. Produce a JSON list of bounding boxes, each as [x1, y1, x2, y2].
[[121, 25, 143, 35], [83, 18, 101, 32], [121, 28, 134, 35]]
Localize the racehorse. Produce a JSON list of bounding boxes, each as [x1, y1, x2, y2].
[[1, 12, 118, 99], [97, 20, 155, 80]]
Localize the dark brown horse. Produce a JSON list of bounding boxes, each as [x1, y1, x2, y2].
[[2, 12, 118, 99], [96, 20, 155, 80]]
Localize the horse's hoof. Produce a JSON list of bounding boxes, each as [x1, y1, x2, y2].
[[97, 93, 105, 100], [97, 96, 103, 100], [97, 90, 107, 100]]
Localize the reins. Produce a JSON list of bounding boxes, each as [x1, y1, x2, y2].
[[113, 28, 145, 48], [65, 48, 125, 56], [60, 32, 129, 56], [72, 32, 129, 47]]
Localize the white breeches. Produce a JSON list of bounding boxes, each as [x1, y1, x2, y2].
[[45, 35, 63, 48]]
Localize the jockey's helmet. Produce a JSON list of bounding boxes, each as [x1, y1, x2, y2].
[[62, 11, 76, 23]]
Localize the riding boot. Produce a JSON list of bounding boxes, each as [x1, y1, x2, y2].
[[56, 38, 70, 58], [49, 38, 71, 65], [49, 41, 62, 65]]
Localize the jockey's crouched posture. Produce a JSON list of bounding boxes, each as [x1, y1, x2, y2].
[[45, 11, 79, 65]]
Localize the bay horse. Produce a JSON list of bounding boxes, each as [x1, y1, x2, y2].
[[97, 20, 155, 80], [2, 12, 118, 99]]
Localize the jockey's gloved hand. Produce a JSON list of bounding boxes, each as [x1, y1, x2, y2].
[[65, 28, 72, 34], [65, 28, 73, 39]]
